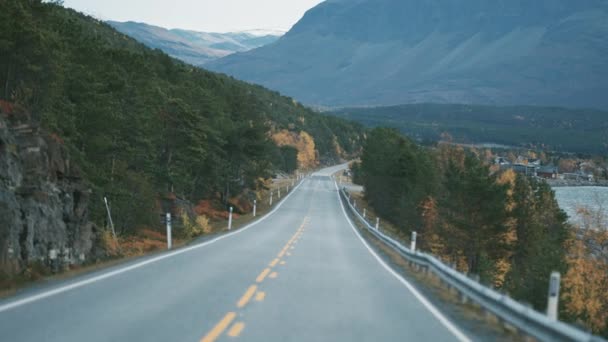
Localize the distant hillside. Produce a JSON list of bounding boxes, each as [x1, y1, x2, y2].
[[208, 0, 608, 109], [331, 104, 608, 154], [107, 21, 283, 66]]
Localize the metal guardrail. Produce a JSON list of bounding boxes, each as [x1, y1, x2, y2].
[[338, 186, 604, 342]]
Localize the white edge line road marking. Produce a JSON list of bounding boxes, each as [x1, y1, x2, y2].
[[333, 180, 472, 342], [0, 178, 308, 314]]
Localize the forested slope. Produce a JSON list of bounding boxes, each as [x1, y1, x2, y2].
[[0, 0, 363, 272], [332, 104, 608, 154]]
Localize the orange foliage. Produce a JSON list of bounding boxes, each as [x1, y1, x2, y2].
[[194, 200, 226, 220], [562, 206, 608, 333], [271, 129, 318, 169], [332, 136, 343, 157], [563, 232, 608, 332], [494, 169, 518, 287]]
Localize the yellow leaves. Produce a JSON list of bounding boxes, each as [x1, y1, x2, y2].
[[332, 136, 343, 156], [563, 231, 608, 333], [181, 212, 210, 237], [497, 169, 517, 187], [497, 169, 517, 211], [493, 258, 511, 288], [298, 131, 317, 168], [100, 230, 120, 257], [195, 215, 212, 234], [271, 129, 318, 169]]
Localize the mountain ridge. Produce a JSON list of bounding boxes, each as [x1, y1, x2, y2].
[[107, 21, 283, 66], [208, 0, 608, 109]]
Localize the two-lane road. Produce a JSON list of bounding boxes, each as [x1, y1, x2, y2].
[[0, 166, 471, 341]]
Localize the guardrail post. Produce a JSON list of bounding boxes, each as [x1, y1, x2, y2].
[[410, 231, 417, 252], [547, 272, 561, 320], [253, 200, 257, 217], [363, 208, 366, 219], [375, 217, 380, 230], [166, 213, 172, 250], [228, 206, 233, 230], [270, 191, 273, 206]]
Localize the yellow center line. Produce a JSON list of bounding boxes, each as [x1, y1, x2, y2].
[[200, 312, 236, 342], [255, 291, 266, 302], [280, 261, 286, 265], [237, 285, 258, 308], [227, 322, 245, 337], [269, 272, 278, 279], [269, 258, 279, 267], [256, 268, 271, 283]]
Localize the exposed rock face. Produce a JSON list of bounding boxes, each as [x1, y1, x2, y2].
[[0, 107, 96, 274]]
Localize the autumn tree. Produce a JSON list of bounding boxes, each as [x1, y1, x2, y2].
[[503, 175, 569, 309], [562, 207, 608, 334]]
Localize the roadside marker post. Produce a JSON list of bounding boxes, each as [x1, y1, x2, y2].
[[228, 207, 233, 230], [363, 208, 367, 219], [375, 217, 380, 230], [253, 200, 257, 217], [166, 213, 172, 250], [411, 231, 417, 252], [103, 197, 117, 240], [547, 272, 561, 320], [270, 192, 273, 206], [278, 188, 281, 198]]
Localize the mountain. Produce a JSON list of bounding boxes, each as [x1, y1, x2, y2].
[[332, 104, 608, 154], [107, 21, 283, 66], [207, 0, 608, 109]]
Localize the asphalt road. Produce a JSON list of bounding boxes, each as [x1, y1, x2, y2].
[[0, 164, 471, 342]]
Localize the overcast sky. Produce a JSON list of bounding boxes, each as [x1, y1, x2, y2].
[[63, 0, 325, 33]]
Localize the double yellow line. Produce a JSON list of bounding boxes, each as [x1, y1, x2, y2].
[[200, 217, 310, 342]]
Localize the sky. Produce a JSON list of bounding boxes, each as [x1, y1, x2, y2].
[[63, 0, 326, 33]]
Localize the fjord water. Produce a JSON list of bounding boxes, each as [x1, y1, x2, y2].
[[553, 187, 608, 225]]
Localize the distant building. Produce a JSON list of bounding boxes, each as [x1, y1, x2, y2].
[[495, 157, 510, 165], [501, 163, 537, 177], [537, 166, 558, 179], [562, 172, 594, 182]]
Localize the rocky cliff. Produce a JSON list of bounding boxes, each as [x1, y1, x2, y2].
[[0, 103, 97, 275]]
